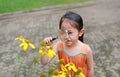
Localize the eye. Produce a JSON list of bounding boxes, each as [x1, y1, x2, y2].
[[68, 32, 72, 35]]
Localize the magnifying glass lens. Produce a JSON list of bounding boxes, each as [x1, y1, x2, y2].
[[58, 29, 71, 41]]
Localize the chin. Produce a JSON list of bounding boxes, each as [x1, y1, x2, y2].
[[65, 42, 72, 46]]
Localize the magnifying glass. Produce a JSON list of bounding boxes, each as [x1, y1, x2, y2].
[[52, 29, 71, 42]]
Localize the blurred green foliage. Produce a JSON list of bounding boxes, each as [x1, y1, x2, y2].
[[0, 0, 89, 13]]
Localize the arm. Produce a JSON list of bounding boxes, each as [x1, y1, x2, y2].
[[41, 45, 57, 65], [41, 54, 52, 65], [86, 46, 94, 77], [40, 37, 58, 65]]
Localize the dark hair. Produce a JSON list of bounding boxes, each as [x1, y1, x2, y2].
[[59, 11, 84, 42]]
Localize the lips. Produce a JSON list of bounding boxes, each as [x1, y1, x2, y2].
[[65, 40, 72, 45]]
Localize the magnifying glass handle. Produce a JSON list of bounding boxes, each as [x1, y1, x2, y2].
[[52, 37, 58, 41]]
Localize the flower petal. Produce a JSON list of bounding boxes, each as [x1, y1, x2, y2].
[[60, 64, 67, 72], [19, 43, 24, 47], [39, 49, 45, 56], [15, 36, 25, 42], [23, 43, 28, 51], [46, 49, 56, 58], [57, 59, 64, 64], [29, 43, 35, 49], [78, 72, 85, 77]]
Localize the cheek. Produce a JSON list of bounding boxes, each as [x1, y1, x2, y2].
[[71, 35, 79, 40]]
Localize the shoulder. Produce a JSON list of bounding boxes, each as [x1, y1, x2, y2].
[[81, 42, 92, 54], [54, 41, 64, 52]]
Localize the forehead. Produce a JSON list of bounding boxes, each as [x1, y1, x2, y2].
[[61, 19, 78, 30]]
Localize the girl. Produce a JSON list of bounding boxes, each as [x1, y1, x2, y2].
[[41, 11, 94, 77]]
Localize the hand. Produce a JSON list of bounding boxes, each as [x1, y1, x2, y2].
[[44, 37, 53, 46]]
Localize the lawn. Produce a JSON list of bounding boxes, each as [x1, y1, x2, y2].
[[0, 0, 89, 13]]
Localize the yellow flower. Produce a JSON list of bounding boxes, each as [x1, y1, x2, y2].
[[15, 36, 24, 42], [46, 49, 56, 58], [65, 62, 77, 72], [75, 67, 85, 77], [39, 40, 56, 58], [52, 75, 58, 77], [52, 68, 70, 77], [15, 36, 35, 51], [77, 72, 85, 77], [39, 47, 45, 56], [75, 67, 82, 75], [45, 46, 56, 58], [59, 71, 67, 77], [40, 72, 47, 77], [40, 40, 46, 46], [60, 64, 67, 72], [19, 39, 35, 51], [52, 70, 59, 77], [57, 59, 64, 64]]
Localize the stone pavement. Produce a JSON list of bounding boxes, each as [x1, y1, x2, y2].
[[0, 0, 120, 77]]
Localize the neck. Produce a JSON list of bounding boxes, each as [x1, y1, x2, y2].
[[65, 40, 80, 49], [64, 40, 82, 54]]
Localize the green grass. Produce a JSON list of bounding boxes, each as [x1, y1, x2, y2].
[[0, 0, 89, 13]]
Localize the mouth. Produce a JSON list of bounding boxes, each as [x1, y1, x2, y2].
[[64, 40, 72, 45]]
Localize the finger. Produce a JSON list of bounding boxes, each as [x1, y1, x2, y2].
[[44, 37, 53, 45]]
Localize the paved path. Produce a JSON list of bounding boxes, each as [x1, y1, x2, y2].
[[0, 0, 120, 77]]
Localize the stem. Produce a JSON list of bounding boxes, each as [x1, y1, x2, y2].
[[16, 57, 21, 77], [29, 62, 36, 77], [15, 55, 19, 77], [16, 63, 22, 77]]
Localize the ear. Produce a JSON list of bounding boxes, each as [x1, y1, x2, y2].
[[78, 28, 85, 36]]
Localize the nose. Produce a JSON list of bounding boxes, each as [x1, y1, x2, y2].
[[65, 34, 71, 40]]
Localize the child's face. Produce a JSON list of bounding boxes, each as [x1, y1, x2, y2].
[[59, 19, 83, 47]]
